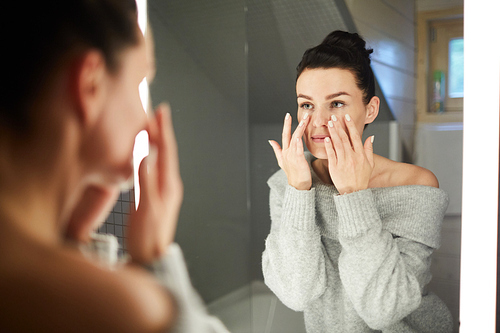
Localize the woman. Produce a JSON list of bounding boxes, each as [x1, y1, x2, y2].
[[263, 30, 453, 332], [0, 1, 226, 332]]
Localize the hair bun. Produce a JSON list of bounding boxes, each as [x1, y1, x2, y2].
[[320, 30, 373, 63]]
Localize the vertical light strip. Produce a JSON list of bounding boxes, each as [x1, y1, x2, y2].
[[133, 0, 149, 208], [460, 0, 500, 331]]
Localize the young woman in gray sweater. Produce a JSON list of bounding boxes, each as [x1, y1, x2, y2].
[[264, 30, 453, 333]]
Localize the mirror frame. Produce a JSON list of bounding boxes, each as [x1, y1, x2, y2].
[[460, 0, 499, 331]]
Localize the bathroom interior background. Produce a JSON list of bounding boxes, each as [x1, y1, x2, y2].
[[98, 0, 464, 332]]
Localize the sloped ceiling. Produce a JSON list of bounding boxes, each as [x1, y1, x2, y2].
[[247, 0, 393, 123], [149, 0, 393, 124]]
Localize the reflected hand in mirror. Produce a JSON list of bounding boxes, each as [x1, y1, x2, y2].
[[268, 112, 312, 191]]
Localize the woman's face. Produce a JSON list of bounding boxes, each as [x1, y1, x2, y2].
[[84, 32, 150, 187], [295, 67, 377, 160]]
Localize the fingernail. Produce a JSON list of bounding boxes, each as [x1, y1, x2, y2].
[[345, 114, 351, 121], [302, 113, 309, 120], [331, 114, 337, 121], [299, 120, 304, 127], [371, 135, 375, 143], [325, 137, 331, 143], [268, 140, 273, 146], [285, 113, 291, 120], [328, 120, 333, 127]]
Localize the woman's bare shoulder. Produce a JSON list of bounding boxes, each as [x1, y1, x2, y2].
[[373, 155, 439, 188], [0, 240, 176, 333]]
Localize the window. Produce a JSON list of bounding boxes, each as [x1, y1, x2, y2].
[[448, 37, 464, 98], [428, 18, 464, 113]]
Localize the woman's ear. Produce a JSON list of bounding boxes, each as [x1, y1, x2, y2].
[[364, 96, 380, 125], [73, 50, 108, 127]]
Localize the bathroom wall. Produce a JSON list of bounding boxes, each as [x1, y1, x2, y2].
[[146, 0, 251, 305], [345, 0, 417, 158]]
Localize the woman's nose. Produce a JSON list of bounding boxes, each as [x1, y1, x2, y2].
[[311, 107, 330, 127]]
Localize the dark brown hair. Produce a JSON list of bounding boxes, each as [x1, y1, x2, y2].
[[0, 0, 139, 133], [296, 30, 375, 105]]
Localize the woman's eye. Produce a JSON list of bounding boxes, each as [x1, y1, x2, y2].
[[332, 101, 345, 108], [301, 103, 313, 110]]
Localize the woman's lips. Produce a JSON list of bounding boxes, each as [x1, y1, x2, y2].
[[311, 135, 330, 143]]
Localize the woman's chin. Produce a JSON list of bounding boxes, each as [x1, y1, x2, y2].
[[306, 145, 328, 160]]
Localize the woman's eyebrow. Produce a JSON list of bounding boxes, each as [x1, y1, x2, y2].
[[297, 94, 312, 100], [297, 92, 350, 100], [325, 91, 350, 99]]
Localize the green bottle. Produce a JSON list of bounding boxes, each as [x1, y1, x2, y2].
[[432, 70, 445, 113]]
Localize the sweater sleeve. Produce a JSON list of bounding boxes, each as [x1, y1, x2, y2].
[[262, 182, 327, 311], [335, 189, 439, 330], [144, 243, 230, 333]]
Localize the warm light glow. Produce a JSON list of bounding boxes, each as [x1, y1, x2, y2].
[[460, 0, 500, 331], [133, 0, 149, 208]]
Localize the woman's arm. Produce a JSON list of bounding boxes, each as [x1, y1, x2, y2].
[[262, 181, 327, 311], [325, 115, 443, 329], [335, 189, 435, 330]]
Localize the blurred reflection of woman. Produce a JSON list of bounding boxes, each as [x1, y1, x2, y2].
[[0, 1, 227, 332], [263, 30, 453, 333]]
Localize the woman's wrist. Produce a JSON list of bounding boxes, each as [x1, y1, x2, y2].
[[288, 179, 312, 191]]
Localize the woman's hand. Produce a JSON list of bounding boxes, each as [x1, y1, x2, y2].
[[324, 114, 374, 195], [65, 185, 120, 243], [126, 103, 183, 264], [269, 113, 312, 190]]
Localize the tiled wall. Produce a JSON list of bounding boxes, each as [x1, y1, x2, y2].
[[97, 189, 134, 257]]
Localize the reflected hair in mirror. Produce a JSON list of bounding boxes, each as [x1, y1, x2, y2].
[[296, 30, 375, 105]]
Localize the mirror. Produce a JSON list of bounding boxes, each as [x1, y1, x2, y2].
[[127, 0, 478, 332]]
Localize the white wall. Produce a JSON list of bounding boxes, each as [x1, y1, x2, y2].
[[414, 123, 462, 332]]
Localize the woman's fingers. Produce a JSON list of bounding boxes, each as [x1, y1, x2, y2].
[[290, 114, 309, 155], [294, 113, 309, 140], [343, 114, 364, 153], [65, 185, 120, 242], [364, 135, 375, 167], [324, 136, 337, 165], [159, 103, 182, 196], [282, 113, 292, 150], [137, 152, 157, 208], [270, 112, 312, 191], [328, 116, 345, 162], [127, 101, 184, 264], [148, 103, 182, 199], [333, 115, 355, 153], [268, 140, 283, 167]]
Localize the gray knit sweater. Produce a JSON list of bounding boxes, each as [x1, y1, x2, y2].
[[262, 154, 453, 333]]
